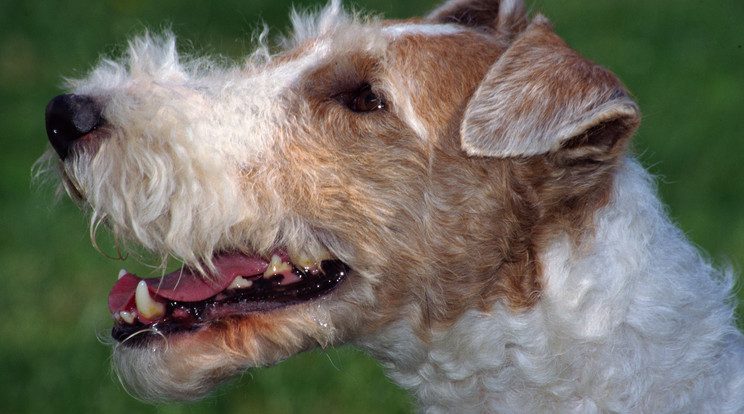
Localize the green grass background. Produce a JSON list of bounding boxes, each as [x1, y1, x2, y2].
[[1, 0, 743, 412]]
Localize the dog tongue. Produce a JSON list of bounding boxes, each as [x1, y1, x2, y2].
[[108, 254, 269, 314]]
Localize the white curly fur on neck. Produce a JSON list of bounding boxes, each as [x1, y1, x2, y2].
[[362, 160, 744, 413]]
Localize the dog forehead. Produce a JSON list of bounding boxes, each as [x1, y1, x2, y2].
[[274, 18, 491, 139], [275, 16, 478, 80]]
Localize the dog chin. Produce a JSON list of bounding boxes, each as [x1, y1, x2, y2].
[[111, 290, 345, 402]]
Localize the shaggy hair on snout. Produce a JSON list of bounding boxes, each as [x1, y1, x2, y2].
[[39, 0, 744, 412]]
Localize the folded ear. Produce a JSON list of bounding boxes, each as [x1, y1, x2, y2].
[[461, 16, 640, 159], [428, 0, 528, 36]]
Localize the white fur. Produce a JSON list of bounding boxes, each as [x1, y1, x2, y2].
[[58, 5, 361, 270], [382, 23, 466, 38], [41, 2, 744, 412], [52, 2, 435, 272], [363, 160, 744, 413]]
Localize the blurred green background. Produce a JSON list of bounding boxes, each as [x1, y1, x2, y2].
[[1, 0, 743, 412]]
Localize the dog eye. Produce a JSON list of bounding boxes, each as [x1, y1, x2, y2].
[[336, 84, 386, 113]]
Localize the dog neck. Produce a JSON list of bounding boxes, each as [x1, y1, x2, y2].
[[358, 158, 744, 413]]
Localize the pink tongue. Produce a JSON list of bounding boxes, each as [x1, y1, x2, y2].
[[108, 254, 270, 314]]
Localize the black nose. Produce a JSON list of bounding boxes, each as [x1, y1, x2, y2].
[[45, 94, 104, 160]]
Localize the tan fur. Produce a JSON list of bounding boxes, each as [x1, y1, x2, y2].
[[59, 3, 633, 390], [42, 2, 743, 412]]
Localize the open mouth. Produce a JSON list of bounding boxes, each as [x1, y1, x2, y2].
[[108, 248, 348, 342]]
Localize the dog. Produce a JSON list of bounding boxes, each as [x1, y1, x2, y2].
[[40, 0, 744, 412]]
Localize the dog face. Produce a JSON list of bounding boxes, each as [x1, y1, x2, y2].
[[42, 0, 638, 402]]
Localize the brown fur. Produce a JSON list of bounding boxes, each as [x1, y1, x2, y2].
[[266, 18, 636, 339], [43, 0, 650, 406]]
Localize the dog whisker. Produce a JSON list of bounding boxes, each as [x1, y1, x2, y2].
[[38, 0, 744, 411]]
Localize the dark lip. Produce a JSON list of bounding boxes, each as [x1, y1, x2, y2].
[[111, 260, 349, 344]]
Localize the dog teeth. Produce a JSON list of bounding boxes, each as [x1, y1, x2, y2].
[[135, 280, 166, 320], [227, 276, 254, 290], [290, 251, 315, 270], [287, 247, 329, 270], [118, 310, 136, 325], [118, 269, 128, 280], [263, 254, 292, 278]]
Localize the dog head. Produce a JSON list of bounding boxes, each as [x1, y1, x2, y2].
[[41, 0, 638, 402]]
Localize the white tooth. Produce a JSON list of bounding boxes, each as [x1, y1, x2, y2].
[[291, 250, 314, 269], [118, 311, 136, 324], [264, 254, 292, 277], [316, 245, 331, 259], [288, 246, 330, 270], [135, 280, 165, 320], [227, 276, 253, 290], [118, 269, 128, 280]]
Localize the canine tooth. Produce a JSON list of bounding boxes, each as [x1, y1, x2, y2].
[[118, 269, 128, 280], [290, 250, 314, 269], [119, 311, 136, 324], [228, 276, 253, 290], [288, 247, 330, 270], [264, 254, 292, 277], [135, 280, 165, 320]]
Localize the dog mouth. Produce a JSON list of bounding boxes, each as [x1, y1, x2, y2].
[[108, 248, 348, 343]]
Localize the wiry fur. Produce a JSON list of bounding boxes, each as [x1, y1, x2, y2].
[[40, 0, 744, 412], [369, 161, 744, 412]]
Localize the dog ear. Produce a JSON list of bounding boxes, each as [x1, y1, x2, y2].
[[428, 0, 528, 36], [461, 16, 640, 160]]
